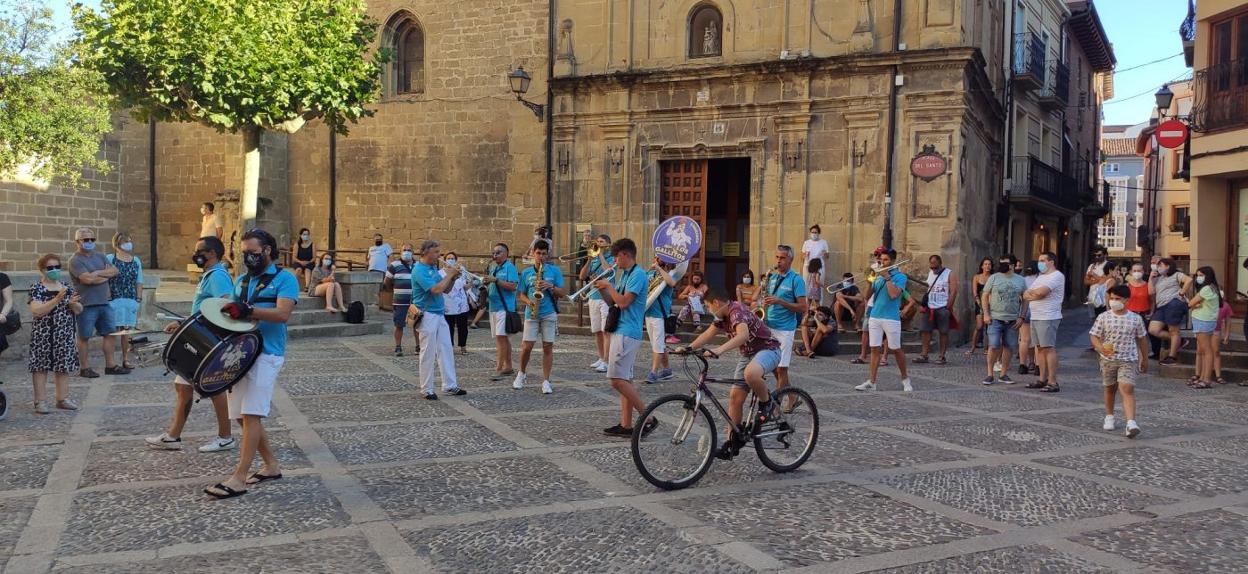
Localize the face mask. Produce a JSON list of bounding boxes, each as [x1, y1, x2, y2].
[[692, 279, 701, 285], [997, 262, 1011, 273], [1132, 271, 1143, 280], [1109, 300, 1125, 312], [1094, 254, 1106, 261], [1037, 261, 1049, 273], [810, 233, 819, 241], [1196, 276, 1206, 285], [843, 280, 853, 287], [46, 269, 61, 282], [870, 262, 881, 271], [81, 241, 95, 251], [374, 240, 383, 246], [401, 250, 413, 261], [1150, 264, 1159, 272], [743, 277, 752, 285], [243, 251, 267, 274], [323, 258, 333, 267], [1159, 267, 1169, 276], [120, 242, 133, 252], [200, 208, 207, 215], [302, 234, 310, 241], [192, 254, 207, 268], [446, 258, 457, 266]]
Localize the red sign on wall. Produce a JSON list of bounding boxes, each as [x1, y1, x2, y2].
[[1156, 119, 1189, 149], [910, 145, 947, 182]]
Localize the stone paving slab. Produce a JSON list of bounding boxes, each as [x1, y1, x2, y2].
[[570, 444, 794, 491], [814, 428, 973, 472], [403, 506, 754, 573], [292, 392, 461, 424], [867, 544, 1115, 573], [78, 432, 312, 488], [498, 408, 628, 447], [1075, 509, 1248, 574], [53, 534, 389, 574], [667, 481, 994, 568], [94, 404, 285, 437], [907, 388, 1081, 412], [317, 419, 519, 466], [458, 386, 614, 414], [281, 373, 412, 397], [1019, 408, 1232, 440], [106, 381, 177, 406], [1170, 433, 1248, 459], [0, 496, 37, 571], [1038, 446, 1248, 497], [878, 463, 1175, 527], [0, 408, 77, 443], [890, 418, 1118, 455], [58, 475, 351, 556], [815, 393, 973, 423], [353, 456, 605, 519], [0, 444, 59, 491]]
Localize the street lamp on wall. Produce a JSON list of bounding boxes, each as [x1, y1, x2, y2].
[[1154, 85, 1174, 115], [507, 66, 546, 122]]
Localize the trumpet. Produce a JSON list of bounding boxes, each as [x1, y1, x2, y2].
[[557, 243, 603, 263], [569, 266, 615, 302], [826, 259, 911, 296], [442, 258, 484, 287]]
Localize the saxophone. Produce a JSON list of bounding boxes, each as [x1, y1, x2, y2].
[[754, 269, 775, 321], [530, 258, 544, 316]]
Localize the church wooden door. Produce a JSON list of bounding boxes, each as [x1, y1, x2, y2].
[[660, 160, 708, 276]]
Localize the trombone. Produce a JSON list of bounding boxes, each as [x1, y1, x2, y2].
[[557, 243, 603, 263], [569, 266, 615, 302], [825, 259, 911, 296], [441, 258, 484, 288]]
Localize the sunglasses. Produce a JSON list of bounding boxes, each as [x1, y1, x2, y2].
[[79, 238, 96, 243], [45, 264, 62, 271]]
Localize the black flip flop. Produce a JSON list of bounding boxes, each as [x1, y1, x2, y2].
[[1038, 385, 1061, 393], [246, 472, 282, 485], [204, 483, 247, 499]]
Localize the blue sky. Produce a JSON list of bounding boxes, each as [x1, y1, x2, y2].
[[46, 0, 1184, 127]]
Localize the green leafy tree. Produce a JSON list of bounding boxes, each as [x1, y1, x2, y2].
[[74, 0, 385, 227], [0, 4, 112, 186]]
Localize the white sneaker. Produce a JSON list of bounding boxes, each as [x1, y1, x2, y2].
[[590, 359, 604, 370], [1125, 420, 1140, 439], [1102, 415, 1116, 431], [541, 380, 553, 394], [854, 381, 876, 392], [901, 378, 914, 392], [145, 432, 183, 450], [512, 372, 527, 390], [198, 436, 237, 453], [594, 362, 609, 373]]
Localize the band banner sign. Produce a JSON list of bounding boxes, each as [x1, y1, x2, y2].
[[653, 216, 704, 265]]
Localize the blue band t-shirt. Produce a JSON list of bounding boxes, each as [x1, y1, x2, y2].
[[521, 263, 565, 320], [587, 254, 616, 301], [193, 263, 234, 314], [644, 269, 674, 319], [488, 260, 519, 312], [234, 264, 300, 356], [764, 269, 807, 332], [868, 270, 908, 321], [411, 261, 446, 315], [613, 264, 648, 340]]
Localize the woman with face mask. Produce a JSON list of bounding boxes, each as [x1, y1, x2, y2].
[[292, 228, 316, 289], [1187, 266, 1223, 388], [736, 269, 758, 307], [27, 253, 84, 414], [1147, 258, 1192, 366], [799, 306, 838, 358], [308, 251, 348, 313], [1124, 263, 1160, 359], [106, 232, 144, 370], [801, 225, 829, 280]]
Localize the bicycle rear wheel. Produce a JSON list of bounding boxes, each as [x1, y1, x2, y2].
[[631, 394, 717, 490], [0, 388, 7, 421], [754, 387, 818, 472]]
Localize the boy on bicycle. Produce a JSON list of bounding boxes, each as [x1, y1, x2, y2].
[[684, 290, 781, 460]]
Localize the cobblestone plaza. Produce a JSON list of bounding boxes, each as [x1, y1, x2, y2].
[[3, 315, 1247, 573]]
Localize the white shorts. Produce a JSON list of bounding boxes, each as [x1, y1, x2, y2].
[[868, 318, 902, 350], [227, 353, 284, 418], [522, 316, 558, 343], [645, 316, 667, 353], [174, 375, 191, 387], [607, 334, 642, 381], [588, 299, 609, 333], [490, 311, 509, 337], [773, 330, 796, 367]]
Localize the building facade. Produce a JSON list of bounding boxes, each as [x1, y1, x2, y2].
[[1100, 124, 1147, 257], [1137, 79, 1194, 269], [1183, 0, 1248, 307]]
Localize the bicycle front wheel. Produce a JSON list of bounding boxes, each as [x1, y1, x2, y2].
[[754, 387, 818, 472], [631, 394, 717, 490]]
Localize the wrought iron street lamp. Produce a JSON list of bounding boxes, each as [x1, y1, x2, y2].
[[508, 66, 546, 122], [1154, 85, 1174, 115]]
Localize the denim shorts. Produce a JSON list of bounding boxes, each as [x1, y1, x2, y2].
[[1192, 318, 1218, 334], [732, 348, 782, 387], [1152, 298, 1188, 327], [986, 319, 1019, 349], [392, 304, 409, 328], [109, 298, 140, 328], [77, 304, 115, 339]]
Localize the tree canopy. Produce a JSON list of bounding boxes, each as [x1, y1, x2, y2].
[[0, 4, 112, 186]]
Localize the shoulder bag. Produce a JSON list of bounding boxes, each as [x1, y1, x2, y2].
[[498, 264, 523, 334]]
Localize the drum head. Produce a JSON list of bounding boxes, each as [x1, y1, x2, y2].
[[193, 332, 263, 398], [199, 298, 258, 333]]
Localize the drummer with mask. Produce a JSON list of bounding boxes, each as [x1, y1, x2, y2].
[[205, 228, 299, 499], [146, 236, 237, 453]]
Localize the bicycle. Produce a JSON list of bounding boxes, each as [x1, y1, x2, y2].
[[630, 347, 819, 490]]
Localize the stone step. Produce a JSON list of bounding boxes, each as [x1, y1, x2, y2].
[[1178, 349, 1248, 369], [1159, 363, 1248, 384], [288, 321, 386, 340]]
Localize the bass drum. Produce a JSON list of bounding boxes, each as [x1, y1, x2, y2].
[[162, 313, 263, 398]]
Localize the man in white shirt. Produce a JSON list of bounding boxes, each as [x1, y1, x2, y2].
[[800, 224, 829, 278], [368, 233, 393, 274], [915, 254, 957, 365], [200, 202, 223, 239], [1023, 251, 1065, 393]]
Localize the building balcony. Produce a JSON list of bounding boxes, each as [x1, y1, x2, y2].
[[1181, 0, 1196, 67], [1038, 59, 1070, 110], [1192, 58, 1248, 132], [1012, 32, 1046, 91], [1008, 156, 1081, 216], [1081, 181, 1110, 219]]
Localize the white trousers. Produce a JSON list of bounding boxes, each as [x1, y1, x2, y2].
[[417, 312, 459, 395]]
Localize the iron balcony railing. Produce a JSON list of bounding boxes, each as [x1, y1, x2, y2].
[[1180, 0, 1196, 43], [1192, 58, 1248, 132], [1012, 32, 1046, 86], [1040, 58, 1070, 107], [1009, 156, 1081, 212]]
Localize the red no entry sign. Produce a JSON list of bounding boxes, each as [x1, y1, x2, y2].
[[1156, 119, 1189, 149]]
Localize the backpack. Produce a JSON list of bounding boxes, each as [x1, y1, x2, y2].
[[344, 301, 365, 324]]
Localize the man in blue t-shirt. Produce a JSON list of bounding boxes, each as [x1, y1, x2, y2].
[[384, 243, 418, 356], [482, 243, 519, 380], [410, 239, 469, 401], [579, 234, 615, 372], [855, 248, 913, 393], [515, 240, 566, 394], [205, 228, 299, 500], [148, 236, 236, 454], [761, 244, 808, 396], [593, 238, 657, 437], [644, 258, 679, 383]]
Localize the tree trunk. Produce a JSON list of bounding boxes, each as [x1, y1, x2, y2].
[[240, 125, 262, 234]]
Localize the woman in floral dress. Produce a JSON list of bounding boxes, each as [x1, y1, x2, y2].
[[28, 253, 83, 414]]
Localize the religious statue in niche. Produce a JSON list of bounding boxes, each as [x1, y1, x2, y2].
[[703, 24, 718, 55], [688, 5, 722, 58]]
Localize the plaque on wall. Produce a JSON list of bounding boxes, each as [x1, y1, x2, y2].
[[705, 225, 722, 252], [723, 242, 740, 257]]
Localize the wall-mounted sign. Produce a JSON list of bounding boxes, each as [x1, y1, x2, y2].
[[722, 242, 740, 257], [1156, 119, 1189, 149], [910, 144, 947, 182]]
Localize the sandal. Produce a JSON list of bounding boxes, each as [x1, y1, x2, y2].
[[850, 357, 867, 364], [204, 483, 247, 499], [1191, 381, 1213, 389], [1238, 380, 1248, 387], [934, 356, 947, 365], [246, 472, 283, 485], [122, 363, 136, 370], [1038, 385, 1061, 393], [1215, 377, 1228, 385], [913, 356, 930, 364]]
